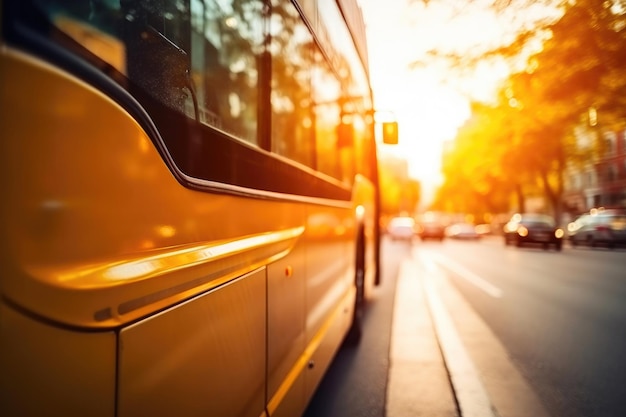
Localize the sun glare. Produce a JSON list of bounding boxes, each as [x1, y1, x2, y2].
[[372, 60, 496, 187], [361, 0, 513, 203]]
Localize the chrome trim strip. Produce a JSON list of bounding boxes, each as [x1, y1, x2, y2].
[[180, 172, 353, 209]]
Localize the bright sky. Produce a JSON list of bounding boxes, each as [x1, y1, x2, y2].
[[359, 0, 513, 204]]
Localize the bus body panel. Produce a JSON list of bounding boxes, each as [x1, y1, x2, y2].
[[304, 205, 357, 412], [0, 304, 116, 417], [267, 205, 359, 417], [267, 236, 307, 416], [117, 268, 266, 417], [304, 285, 355, 403]]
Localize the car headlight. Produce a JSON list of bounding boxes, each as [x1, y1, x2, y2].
[[555, 228, 564, 239], [517, 226, 528, 237]]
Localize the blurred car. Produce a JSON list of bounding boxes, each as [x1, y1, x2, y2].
[[417, 220, 446, 241], [387, 216, 416, 241], [446, 222, 481, 240], [475, 223, 493, 236], [568, 209, 626, 248], [504, 213, 564, 250]]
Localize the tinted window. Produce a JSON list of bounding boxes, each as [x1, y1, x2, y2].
[[189, 0, 262, 143], [270, 0, 314, 166], [22, 0, 360, 188], [32, 0, 261, 145], [312, 48, 342, 180]]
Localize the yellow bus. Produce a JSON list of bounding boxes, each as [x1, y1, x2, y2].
[[0, 1, 397, 416]]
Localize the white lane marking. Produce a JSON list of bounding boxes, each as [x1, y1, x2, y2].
[[421, 251, 504, 299], [420, 260, 498, 417]]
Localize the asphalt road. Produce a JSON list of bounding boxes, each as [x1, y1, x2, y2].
[[421, 236, 626, 417], [304, 235, 626, 417], [303, 238, 409, 417]]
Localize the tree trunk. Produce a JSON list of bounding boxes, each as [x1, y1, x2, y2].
[[515, 183, 525, 213], [540, 170, 564, 224]]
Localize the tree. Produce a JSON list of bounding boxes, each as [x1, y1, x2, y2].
[[502, 0, 626, 220], [537, 0, 626, 125], [433, 99, 528, 218], [420, 0, 626, 222]]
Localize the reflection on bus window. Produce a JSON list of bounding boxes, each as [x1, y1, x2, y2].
[[189, 0, 262, 144], [270, 0, 315, 167], [34, 0, 261, 145], [123, 0, 193, 115], [312, 48, 342, 180]]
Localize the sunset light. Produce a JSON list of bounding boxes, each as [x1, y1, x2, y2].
[[4, 2, 626, 417], [359, 0, 553, 205]]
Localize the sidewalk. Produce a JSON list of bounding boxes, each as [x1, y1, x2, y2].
[[386, 246, 551, 417], [386, 253, 459, 417]]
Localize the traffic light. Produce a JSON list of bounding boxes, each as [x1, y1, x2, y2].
[[382, 121, 398, 144]]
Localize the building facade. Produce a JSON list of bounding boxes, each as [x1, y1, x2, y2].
[[563, 126, 626, 214]]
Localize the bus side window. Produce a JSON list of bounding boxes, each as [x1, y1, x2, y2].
[[189, 0, 263, 145], [312, 47, 342, 181], [37, 0, 263, 145], [270, 0, 315, 167], [120, 0, 196, 116], [125, 25, 192, 114]]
